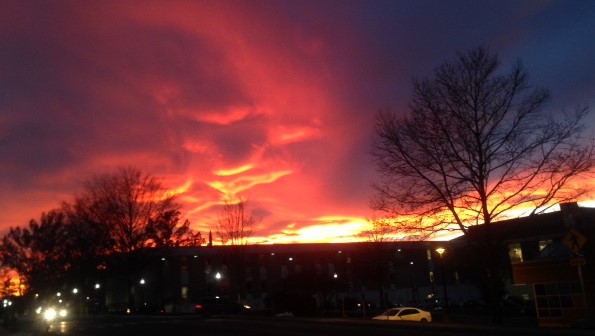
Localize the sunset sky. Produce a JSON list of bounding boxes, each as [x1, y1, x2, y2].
[[1, 0, 594, 244]]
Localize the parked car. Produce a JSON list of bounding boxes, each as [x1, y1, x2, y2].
[[372, 307, 432, 322]]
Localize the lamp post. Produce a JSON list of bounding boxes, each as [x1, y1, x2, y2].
[[139, 278, 146, 310], [215, 272, 222, 298], [436, 248, 449, 321], [93, 283, 101, 314]]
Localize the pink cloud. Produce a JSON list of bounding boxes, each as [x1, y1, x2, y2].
[[1, 1, 594, 244]]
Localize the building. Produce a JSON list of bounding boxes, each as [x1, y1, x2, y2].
[[104, 241, 480, 316], [460, 202, 594, 327], [101, 202, 593, 325], [503, 203, 594, 327]]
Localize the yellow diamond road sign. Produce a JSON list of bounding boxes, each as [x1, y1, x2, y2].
[[562, 228, 587, 254]]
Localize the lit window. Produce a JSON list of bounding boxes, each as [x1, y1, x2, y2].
[[539, 240, 553, 252], [508, 243, 523, 262]]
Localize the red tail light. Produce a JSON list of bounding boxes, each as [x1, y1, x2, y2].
[[194, 304, 203, 310]]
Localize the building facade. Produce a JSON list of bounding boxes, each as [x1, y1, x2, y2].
[[100, 202, 593, 325], [502, 203, 594, 327], [104, 241, 480, 316]]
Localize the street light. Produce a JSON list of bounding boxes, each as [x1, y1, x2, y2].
[[93, 283, 103, 313], [436, 247, 449, 320], [214, 272, 222, 298]]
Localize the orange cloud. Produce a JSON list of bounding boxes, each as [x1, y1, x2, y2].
[[251, 216, 369, 244], [2, 1, 593, 248], [213, 164, 254, 177], [268, 125, 323, 145], [195, 106, 261, 126], [207, 169, 293, 197]]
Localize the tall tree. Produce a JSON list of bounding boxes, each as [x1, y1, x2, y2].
[[82, 167, 178, 254], [372, 47, 595, 321], [78, 167, 180, 308], [215, 196, 256, 302], [215, 196, 254, 246], [358, 214, 397, 309], [0, 210, 69, 293], [61, 196, 113, 285]]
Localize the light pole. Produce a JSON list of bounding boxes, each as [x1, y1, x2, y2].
[[139, 278, 146, 310], [93, 283, 101, 314], [436, 248, 449, 321], [215, 272, 222, 298]]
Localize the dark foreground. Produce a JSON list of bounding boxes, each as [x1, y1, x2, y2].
[[2, 314, 594, 336]]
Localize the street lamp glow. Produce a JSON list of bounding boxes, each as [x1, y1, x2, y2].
[[95, 283, 101, 289], [215, 272, 221, 280], [436, 247, 445, 256], [140, 278, 146, 285], [72, 288, 78, 294]]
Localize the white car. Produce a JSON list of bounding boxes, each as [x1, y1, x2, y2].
[[372, 307, 432, 322]]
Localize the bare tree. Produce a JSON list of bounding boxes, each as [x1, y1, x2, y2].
[[372, 47, 595, 321], [359, 213, 395, 243], [215, 196, 254, 246], [214, 196, 256, 303], [82, 167, 178, 254], [77, 167, 181, 308], [0, 267, 16, 298], [358, 214, 397, 309]]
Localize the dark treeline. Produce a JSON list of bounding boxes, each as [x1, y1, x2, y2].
[[0, 167, 204, 297]]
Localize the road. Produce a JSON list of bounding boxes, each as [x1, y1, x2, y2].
[[3, 314, 593, 336]]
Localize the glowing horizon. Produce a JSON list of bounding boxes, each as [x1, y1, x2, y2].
[[1, 1, 594, 244]]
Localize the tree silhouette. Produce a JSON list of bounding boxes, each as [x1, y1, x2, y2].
[[0, 167, 202, 305], [82, 167, 178, 254], [60, 196, 113, 291], [215, 196, 254, 246], [358, 214, 398, 309], [146, 210, 204, 247], [0, 210, 69, 293], [372, 47, 595, 322], [214, 196, 256, 303]]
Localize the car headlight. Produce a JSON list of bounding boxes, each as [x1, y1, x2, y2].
[[59, 309, 68, 318], [43, 308, 57, 321]]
